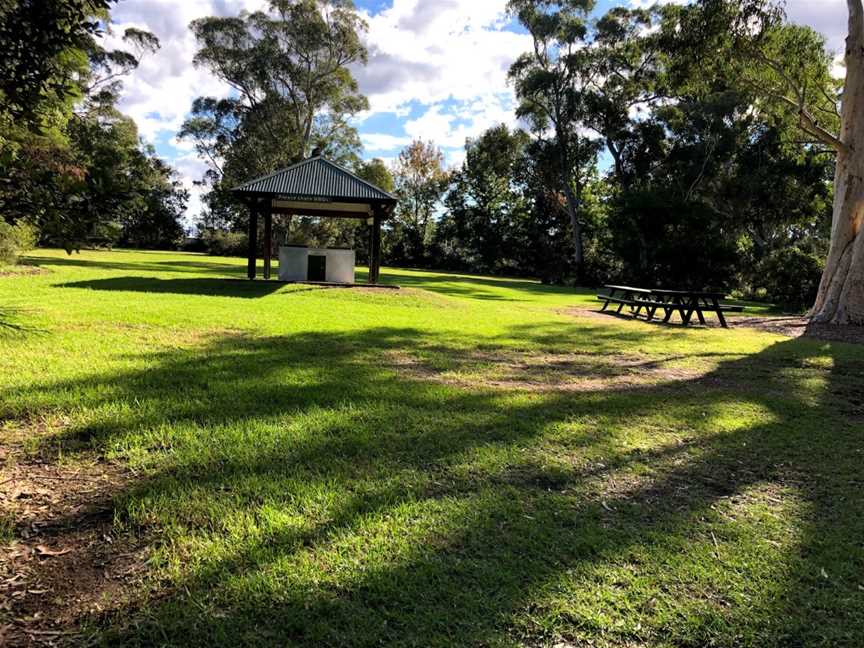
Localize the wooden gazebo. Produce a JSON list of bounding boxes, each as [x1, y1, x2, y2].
[[232, 155, 397, 283]]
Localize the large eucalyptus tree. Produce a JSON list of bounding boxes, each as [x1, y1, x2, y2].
[[507, 0, 600, 280], [184, 0, 369, 188], [809, 0, 864, 324], [718, 0, 864, 324]]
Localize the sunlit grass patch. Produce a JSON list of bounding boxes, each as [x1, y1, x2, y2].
[[2, 249, 863, 647]]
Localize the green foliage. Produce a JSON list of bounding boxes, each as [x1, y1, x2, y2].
[[0, 220, 36, 265], [201, 229, 248, 257], [116, 154, 189, 250], [603, 85, 833, 288], [182, 0, 369, 232], [379, 0, 835, 295], [0, 0, 113, 129], [553, 0, 834, 291], [1, 107, 188, 253], [426, 126, 616, 286], [388, 140, 449, 266], [355, 158, 395, 194], [757, 246, 824, 312], [439, 125, 530, 274], [0, 1, 183, 254], [507, 0, 601, 275], [610, 189, 740, 290]]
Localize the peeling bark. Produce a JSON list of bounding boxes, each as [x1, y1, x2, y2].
[[811, 0, 864, 325]]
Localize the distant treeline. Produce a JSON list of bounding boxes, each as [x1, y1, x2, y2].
[[1, 1, 836, 311]]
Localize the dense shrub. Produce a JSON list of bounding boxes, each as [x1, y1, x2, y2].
[[0, 221, 37, 265], [757, 246, 824, 312], [202, 229, 248, 256]]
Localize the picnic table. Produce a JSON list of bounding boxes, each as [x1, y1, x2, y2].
[[597, 285, 744, 328]]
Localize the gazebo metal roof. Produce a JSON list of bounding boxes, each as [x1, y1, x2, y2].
[[232, 156, 397, 204]]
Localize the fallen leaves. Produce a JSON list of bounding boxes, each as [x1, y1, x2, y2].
[[0, 426, 147, 647], [34, 545, 72, 558]]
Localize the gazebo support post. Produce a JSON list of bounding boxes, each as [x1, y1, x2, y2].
[[247, 202, 259, 280], [369, 208, 382, 284], [263, 208, 273, 280]]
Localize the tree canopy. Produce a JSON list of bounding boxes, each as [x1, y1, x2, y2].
[[0, 1, 187, 255]]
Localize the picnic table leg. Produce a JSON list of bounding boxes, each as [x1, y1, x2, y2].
[[668, 297, 688, 325], [682, 299, 696, 325], [660, 298, 674, 323], [695, 300, 707, 325], [712, 298, 728, 328], [601, 289, 615, 311], [625, 291, 638, 316]]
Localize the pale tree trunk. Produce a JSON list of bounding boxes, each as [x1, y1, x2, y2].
[[561, 178, 584, 277], [811, 0, 864, 324], [556, 138, 583, 279]]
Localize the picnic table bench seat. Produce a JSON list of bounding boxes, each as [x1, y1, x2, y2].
[[595, 294, 672, 310], [596, 285, 744, 328]]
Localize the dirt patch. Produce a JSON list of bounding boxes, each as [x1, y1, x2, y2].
[[0, 424, 149, 647], [0, 266, 45, 278], [567, 307, 864, 345], [388, 349, 704, 393], [735, 315, 864, 344], [562, 306, 729, 330]]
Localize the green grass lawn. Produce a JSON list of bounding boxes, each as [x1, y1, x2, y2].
[[1, 249, 862, 647]]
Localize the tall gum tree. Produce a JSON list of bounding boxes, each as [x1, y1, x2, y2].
[[508, 0, 599, 280], [811, 0, 864, 324], [726, 0, 864, 324]]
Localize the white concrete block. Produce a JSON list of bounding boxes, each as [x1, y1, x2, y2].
[[278, 246, 309, 282], [323, 248, 355, 284], [278, 246, 355, 284]]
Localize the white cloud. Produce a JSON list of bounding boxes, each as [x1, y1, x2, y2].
[[106, 1, 268, 142], [348, 1, 531, 167], [403, 93, 517, 150], [172, 152, 212, 223], [105, 0, 850, 223], [360, 132, 413, 151], [786, 0, 846, 55], [356, 0, 531, 115], [169, 135, 196, 152]]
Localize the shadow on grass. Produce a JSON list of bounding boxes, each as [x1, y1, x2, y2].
[[23, 254, 246, 277], [384, 267, 591, 301], [0, 305, 41, 336], [4, 325, 863, 646], [27, 252, 587, 303], [56, 277, 299, 298]]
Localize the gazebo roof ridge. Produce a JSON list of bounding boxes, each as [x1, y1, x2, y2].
[[231, 155, 397, 203]]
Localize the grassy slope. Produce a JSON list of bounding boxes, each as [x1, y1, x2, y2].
[[1, 249, 862, 647]]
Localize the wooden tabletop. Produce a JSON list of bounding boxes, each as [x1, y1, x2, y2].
[[603, 285, 653, 294], [603, 285, 726, 299], [649, 288, 727, 299]]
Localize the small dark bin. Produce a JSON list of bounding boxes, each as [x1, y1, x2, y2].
[[308, 254, 327, 282]]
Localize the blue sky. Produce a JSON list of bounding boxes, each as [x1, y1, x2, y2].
[[106, 0, 846, 221]]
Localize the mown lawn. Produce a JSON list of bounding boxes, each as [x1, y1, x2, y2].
[[1, 249, 862, 647]]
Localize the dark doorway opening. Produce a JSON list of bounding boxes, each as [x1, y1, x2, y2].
[[308, 255, 327, 282]]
